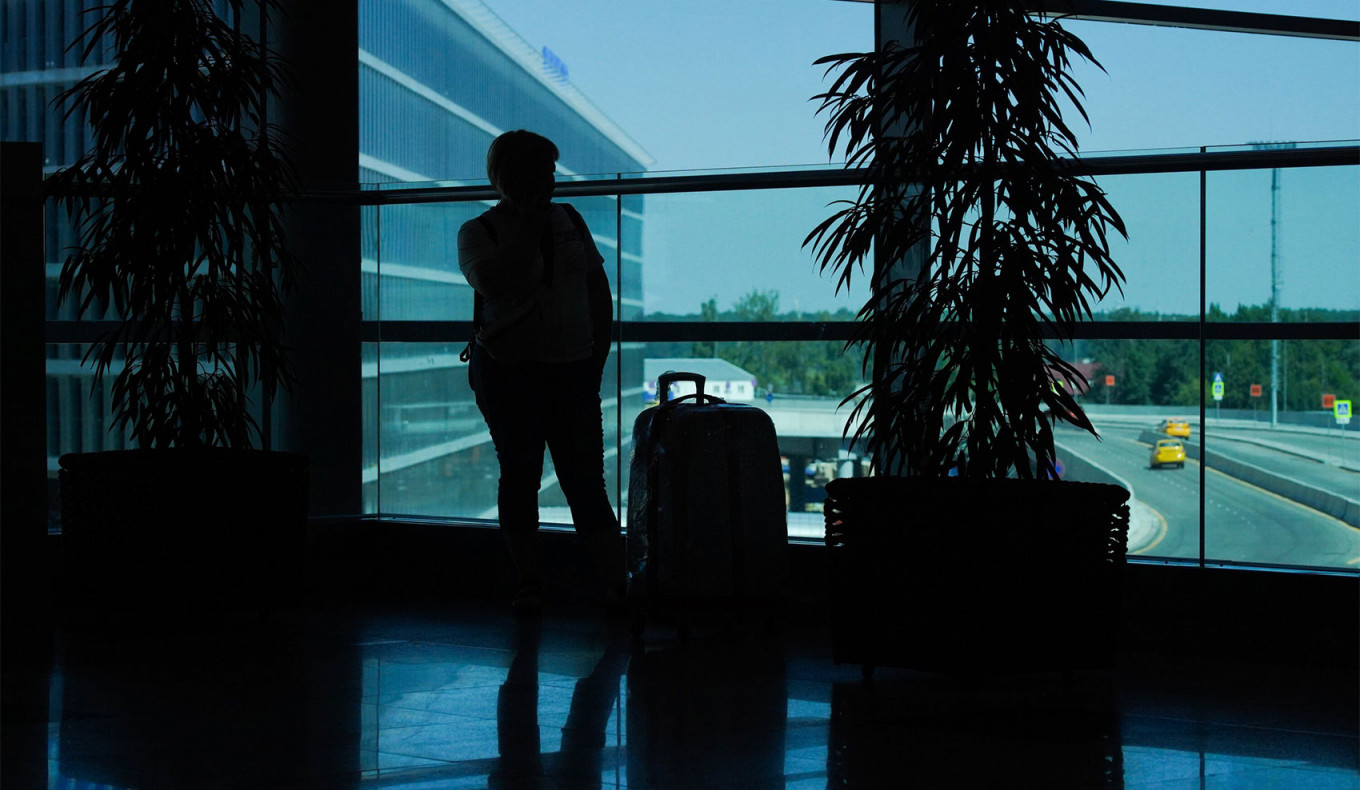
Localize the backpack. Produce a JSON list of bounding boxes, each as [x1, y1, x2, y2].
[[459, 203, 592, 365]]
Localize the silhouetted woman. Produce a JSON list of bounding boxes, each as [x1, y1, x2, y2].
[[458, 130, 623, 615]]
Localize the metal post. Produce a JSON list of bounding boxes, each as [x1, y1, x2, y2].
[[1251, 141, 1296, 429], [1269, 164, 1280, 428], [1198, 150, 1206, 568]]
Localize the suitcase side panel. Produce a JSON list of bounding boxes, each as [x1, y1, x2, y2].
[[627, 402, 788, 604]]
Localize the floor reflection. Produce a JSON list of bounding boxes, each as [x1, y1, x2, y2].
[[490, 619, 629, 788], [828, 674, 1124, 788], [626, 632, 788, 789], [26, 601, 1358, 790]]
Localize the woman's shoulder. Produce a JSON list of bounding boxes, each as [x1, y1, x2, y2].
[[551, 201, 588, 231], [458, 210, 499, 243], [461, 208, 498, 229]]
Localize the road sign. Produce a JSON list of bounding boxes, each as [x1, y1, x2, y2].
[[1213, 372, 1223, 383], [1323, 393, 1336, 409], [1250, 384, 1262, 397], [1104, 375, 1115, 387], [1212, 381, 1224, 401], [1336, 400, 1353, 425]]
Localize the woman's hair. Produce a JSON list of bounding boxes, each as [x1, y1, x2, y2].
[[486, 130, 558, 199]]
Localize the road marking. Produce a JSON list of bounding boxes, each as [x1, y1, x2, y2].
[[1132, 503, 1169, 556], [1202, 465, 1360, 536]]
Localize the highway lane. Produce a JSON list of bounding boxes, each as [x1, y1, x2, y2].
[[1056, 425, 1360, 569], [1056, 427, 1199, 560]]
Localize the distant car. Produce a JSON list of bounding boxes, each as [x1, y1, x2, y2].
[[1158, 419, 1191, 439], [1150, 439, 1186, 469]]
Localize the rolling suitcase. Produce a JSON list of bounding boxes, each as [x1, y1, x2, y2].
[[627, 371, 788, 635]]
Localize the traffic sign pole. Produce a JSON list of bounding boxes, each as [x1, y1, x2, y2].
[[1334, 400, 1353, 465]]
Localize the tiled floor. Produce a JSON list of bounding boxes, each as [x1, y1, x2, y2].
[[5, 597, 1356, 789]]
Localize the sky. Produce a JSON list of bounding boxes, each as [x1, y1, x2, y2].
[[474, 0, 1359, 317]]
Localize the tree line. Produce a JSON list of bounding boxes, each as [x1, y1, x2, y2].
[[647, 290, 864, 397], [1079, 305, 1359, 411], [649, 292, 1358, 409]]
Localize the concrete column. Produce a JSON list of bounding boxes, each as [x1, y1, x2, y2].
[[1, 141, 53, 790], [271, 0, 362, 517]]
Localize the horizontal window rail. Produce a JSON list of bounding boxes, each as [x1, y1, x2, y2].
[[355, 320, 1360, 345], [40, 144, 1358, 203], [1032, 0, 1360, 41], [46, 136, 1360, 348], [326, 143, 1360, 205]]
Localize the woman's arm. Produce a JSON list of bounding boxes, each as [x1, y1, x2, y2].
[[457, 220, 499, 296]]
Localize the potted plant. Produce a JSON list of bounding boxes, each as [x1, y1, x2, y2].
[[805, 1, 1130, 675], [50, 0, 308, 610]]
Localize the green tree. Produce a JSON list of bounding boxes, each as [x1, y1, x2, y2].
[[691, 290, 865, 398], [1083, 303, 1359, 410], [691, 297, 718, 359]]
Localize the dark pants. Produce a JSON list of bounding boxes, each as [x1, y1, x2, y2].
[[470, 344, 623, 591]]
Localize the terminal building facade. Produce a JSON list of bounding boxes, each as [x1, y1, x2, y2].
[[357, 0, 651, 519], [2, 0, 653, 523]]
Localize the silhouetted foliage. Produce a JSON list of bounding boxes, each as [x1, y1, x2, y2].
[[806, 1, 1126, 478], [49, 0, 297, 449]]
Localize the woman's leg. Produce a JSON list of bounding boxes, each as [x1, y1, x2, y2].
[[471, 346, 547, 597], [545, 358, 625, 596]]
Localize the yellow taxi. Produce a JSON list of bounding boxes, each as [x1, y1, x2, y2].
[[1158, 418, 1191, 439], [1150, 439, 1186, 469]]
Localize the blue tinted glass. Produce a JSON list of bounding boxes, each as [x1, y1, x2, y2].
[[359, 0, 873, 184]]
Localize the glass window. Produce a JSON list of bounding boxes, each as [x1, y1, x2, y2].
[[622, 185, 869, 321], [1203, 339, 1360, 570], [363, 194, 620, 322], [1207, 165, 1360, 319], [1063, 339, 1204, 564], [1073, 335, 1360, 571], [1060, 21, 1359, 153], [1088, 171, 1202, 319], [358, 0, 874, 184], [364, 341, 625, 522]]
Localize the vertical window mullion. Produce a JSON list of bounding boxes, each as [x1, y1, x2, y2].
[[614, 184, 623, 523], [1198, 149, 1207, 569], [25, 0, 39, 70]]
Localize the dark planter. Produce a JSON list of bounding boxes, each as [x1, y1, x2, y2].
[[824, 477, 1129, 676], [59, 449, 309, 611]]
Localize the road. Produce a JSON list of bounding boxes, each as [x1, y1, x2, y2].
[[1215, 424, 1360, 469], [1056, 424, 1360, 570]]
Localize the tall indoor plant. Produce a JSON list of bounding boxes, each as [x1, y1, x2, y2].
[[806, 1, 1131, 675], [51, 0, 308, 609]]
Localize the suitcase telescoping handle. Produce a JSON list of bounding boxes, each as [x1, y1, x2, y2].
[[657, 370, 724, 406]]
